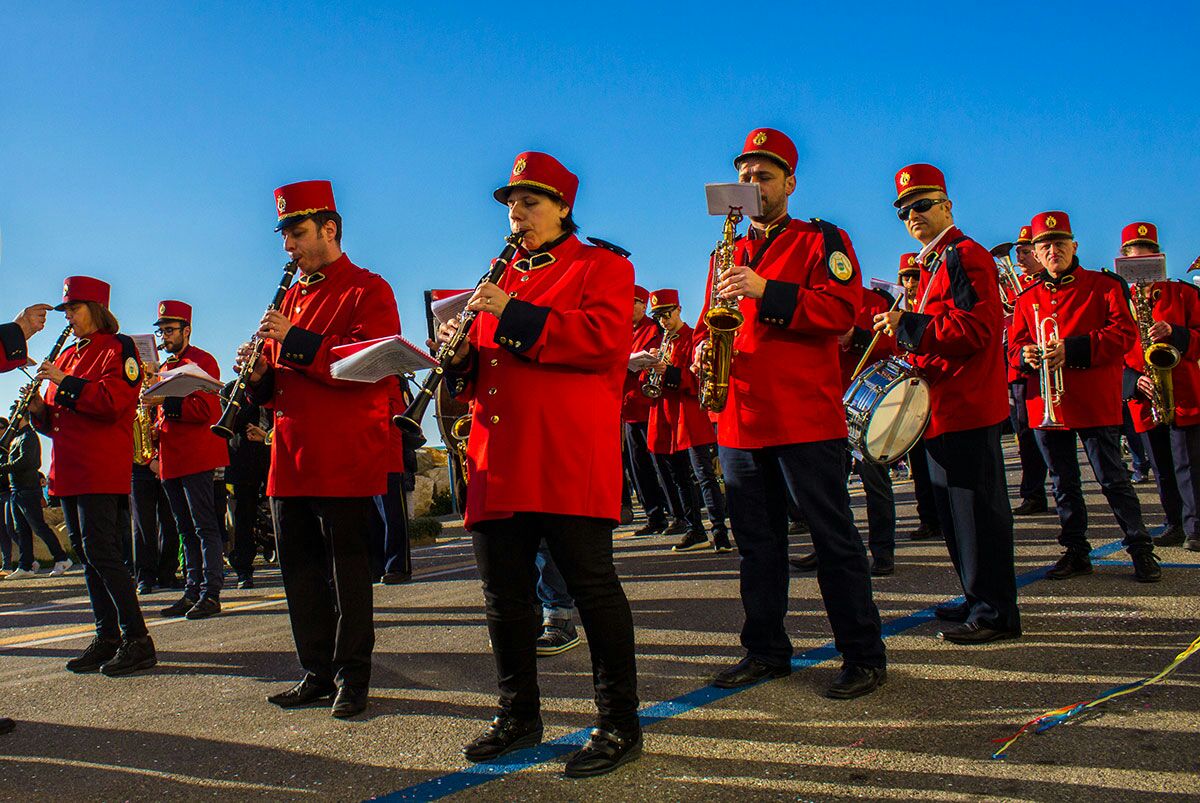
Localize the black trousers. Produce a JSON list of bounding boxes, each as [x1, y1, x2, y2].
[[846, 456, 895, 559], [688, 443, 728, 536], [61, 494, 148, 640], [271, 496, 376, 689], [1009, 381, 1049, 504], [229, 478, 266, 575], [473, 513, 639, 731], [369, 471, 412, 577], [658, 450, 704, 535], [906, 439, 939, 528], [924, 425, 1020, 631], [720, 439, 885, 669], [1122, 404, 1151, 474], [623, 422, 669, 524], [1035, 426, 1152, 555], [1142, 423, 1200, 536], [130, 469, 180, 585]]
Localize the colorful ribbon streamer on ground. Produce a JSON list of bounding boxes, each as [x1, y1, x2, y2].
[[992, 633, 1200, 759]]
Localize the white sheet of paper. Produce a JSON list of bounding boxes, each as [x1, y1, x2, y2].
[[129, 334, 160, 372], [144, 362, 222, 397], [330, 336, 439, 383], [1114, 254, 1167, 285], [705, 182, 763, 217], [430, 291, 472, 326], [628, 351, 660, 370]]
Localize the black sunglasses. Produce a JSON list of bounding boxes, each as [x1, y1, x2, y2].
[[897, 198, 947, 221]]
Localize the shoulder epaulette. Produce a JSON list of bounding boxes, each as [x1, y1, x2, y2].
[[585, 237, 631, 258], [115, 334, 143, 386], [868, 286, 895, 306], [1100, 268, 1133, 302]]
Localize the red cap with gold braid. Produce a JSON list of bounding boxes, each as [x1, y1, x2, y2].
[[493, 152, 579, 208], [55, 275, 111, 311], [1031, 211, 1073, 243], [893, 163, 947, 207], [154, 300, 192, 326], [274, 180, 336, 232], [897, 253, 921, 277], [648, 288, 680, 315], [1121, 221, 1159, 249], [633, 285, 649, 304], [734, 128, 797, 176], [1015, 225, 1033, 246]]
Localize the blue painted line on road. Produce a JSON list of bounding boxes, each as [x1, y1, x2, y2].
[[375, 540, 1129, 801]]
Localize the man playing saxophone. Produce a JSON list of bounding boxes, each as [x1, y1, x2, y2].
[[1120, 222, 1200, 553], [700, 127, 885, 699], [1009, 211, 1162, 582]]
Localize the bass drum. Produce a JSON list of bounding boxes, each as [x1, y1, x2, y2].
[[844, 357, 931, 464]]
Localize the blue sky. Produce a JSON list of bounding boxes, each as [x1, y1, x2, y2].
[[3, 2, 1199, 444]]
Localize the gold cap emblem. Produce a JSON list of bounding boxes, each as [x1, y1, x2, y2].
[[899, 171, 911, 187], [158, 303, 166, 315], [649, 294, 658, 305], [1045, 215, 1057, 229], [276, 195, 286, 214], [1138, 224, 1148, 236], [752, 131, 768, 146], [513, 157, 527, 176], [1020, 227, 1030, 238]]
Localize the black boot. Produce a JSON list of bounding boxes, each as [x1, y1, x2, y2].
[[462, 715, 544, 762]]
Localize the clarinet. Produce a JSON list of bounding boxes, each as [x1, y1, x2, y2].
[[0, 324, 73, 451], [394, 234, 522, 436], [211, 259, 299, 439]]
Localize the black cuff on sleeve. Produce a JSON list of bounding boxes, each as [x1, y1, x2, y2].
[[279, 326, 324, 367], [663, 366, 682, 390], [757, 279, 799, 327], [1062, 335, 1091, 369], [894, 311, 932, 353], [54, 376, 87, 410], [1122, 367, 1143, 401], [162, 397, 184, 419], [1168, 324, 1191, 355], [0, 322, 27, 363], [848, 326, 873, 353], [494, 299, 550, 355]]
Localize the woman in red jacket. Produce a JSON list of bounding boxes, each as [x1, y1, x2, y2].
[[438, 152, 641, 778], [28, 276, 154, 677]]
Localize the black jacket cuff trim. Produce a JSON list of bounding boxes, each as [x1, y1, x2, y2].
[[163, 397, 184, 419], [1063, 335, 1091, 369], [0, 323, 27, 363], [757, 279, 799, 327], [663, 366, 682, 390], [495, 299, 550, 355], [848, 326, 873, 353], [895, 312, 932, 353], [55, 376, 88, 410], [1168, 324, 1190, 355], [280, 326, 324, 367], [1122, 366, 1142, 401]]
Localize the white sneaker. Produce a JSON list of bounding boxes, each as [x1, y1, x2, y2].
[[5, 568, 36, 580], [49, 559, 73, 576]]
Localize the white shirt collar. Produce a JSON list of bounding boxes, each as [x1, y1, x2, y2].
[[917, 225, 955, 265]]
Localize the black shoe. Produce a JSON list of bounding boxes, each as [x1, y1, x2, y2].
[[564, 726, 643, 778], [1046, 550, 1093, 580], [331, 685, 368, 718], [908, 522, 941, 541], [100, 636, 157, 677], [1187, 536, 1200, 552], [267, 677, 337, 708], [462, 715, 544, 762], [789, 553, 818, 572], [825, 665, 886, 699], [632, 521, 667, 537], [619, 505, 634, 525], [536, 618, 580, 657], [0, 717, 13, 735], [938, 622, 1021, 645], [672, 531, 711, 552], [136, 581, 154, 595], [712, 656, 790, 689], [160, 595, 198, 617], [662, 519, 689, 536], [934, 601, 969, 623], [713, 531, 734, 553], [788, 519, 810, 535], [1152, 525, 1185, 548], [1132, 551, 1163, 583], [1012, 498, 1049, 515], [381, 571, 412, 585], [65, 636, 121, 673], [185, 597, 222, 620], [870, 556, 895, 577], [237, 574, 256, 590]]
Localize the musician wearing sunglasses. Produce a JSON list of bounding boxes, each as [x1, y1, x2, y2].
[[1119, 222, 1200, 553], [436, 152, 642, 777], [1007, 226, 1052, 517], [700, 128, 886, 700], [1, 304, 52, 372], [1008, 211, 1161, 583], [873, 163, 1019, 645], [236, 180, 401, 719], [26, 276, 156, 675]]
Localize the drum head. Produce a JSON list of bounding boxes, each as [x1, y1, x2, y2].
[[862, 377, 931, 463]]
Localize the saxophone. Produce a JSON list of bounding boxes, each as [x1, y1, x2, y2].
[[698, 208, 746, 412], [1131, 283, 1180, 427], [133, 366, 157, 465], [641, 329, 678, 399]]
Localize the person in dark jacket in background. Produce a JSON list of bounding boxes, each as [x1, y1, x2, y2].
[[1, 411, 72, 579]]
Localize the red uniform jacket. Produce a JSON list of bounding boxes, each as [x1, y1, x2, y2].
[[698, 217, 862, 449], [1009, 264, 1135, 430], [1123, 280, 1200, 433], [0, 322, 29, 373], [622, 314, 662, 424], [449, 235, 633, 529], [894, 228, 1008, 439], [647, 323, 717, 454], [32, 333, 141, 496], [1006, 273, 1041, 383], [156, 345, 229, 481], [839, 287, 896, 391], [254, 253, 400, 498]]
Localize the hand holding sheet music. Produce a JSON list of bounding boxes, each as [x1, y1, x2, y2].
[[144, 362, 223, 398]]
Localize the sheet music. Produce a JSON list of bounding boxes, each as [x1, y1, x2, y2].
[[869, 278, 903, 302], [144, 362, 222, 397], [430, 291, 472, 326], [130, 334, 160, 372], [330, 335, 439, 382], [1114, 254, 1167, 285]]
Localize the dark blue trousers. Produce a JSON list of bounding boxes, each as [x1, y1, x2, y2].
[[369, 471, 411, 577], [924, 424, 1020, 632], [659, 450, 704, 536], [720, 439, 885, 669], [1142, 423, 1200, 537], [688, 443, 728, 537], [61, 494, 148, 640], [162, 469, 224, 600], [1035, 426, 1152, 555], [847, 456, 895, 560], [906, 439, 939, 528], [1009, 381, 1049, 504], [8, 486, 68, 569], [623, 422, 669, 525]]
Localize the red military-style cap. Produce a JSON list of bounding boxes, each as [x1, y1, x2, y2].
[[1031, 211, 1073, 242], [1121, 221, 1159, 249], [734, 128, 797, 176], [648, 288, 680, 315], [55, 275, 111, 311], [154, 300, 192, 326], [274, 180, 337, 232], [893, 163, 947, 207], [1015, 225, 1033, 246], [493, 152, 579, 209], [633, 285, 649, 304], [897, 253, 921, 277]]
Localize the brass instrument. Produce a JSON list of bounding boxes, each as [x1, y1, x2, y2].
[[0, 324, 73, 452], [698, 208, 746, 412], [133, 366, 157, 464], [640, 329, 678, 399], [212, 259, 300, 438], [1032, 303, 1068, 429], [447, 413, 471, 482], [1131, 283, 1180, 426], [990, 242, 1023, 314]]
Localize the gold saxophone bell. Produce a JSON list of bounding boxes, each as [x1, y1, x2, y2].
[[699, 208, 746, 412], [1132, 284, 1181, 426], [133, 364, 157, 465]]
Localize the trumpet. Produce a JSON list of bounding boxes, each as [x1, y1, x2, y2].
[[0, 324, 73, 452], [990, 242, 1023, 314], [1032, 303, 1068, 430], [1131, 284, 1180, 426], [211, 259, 300, 438], [698, 207, 746, 412], [640, 329, 678, 399]]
